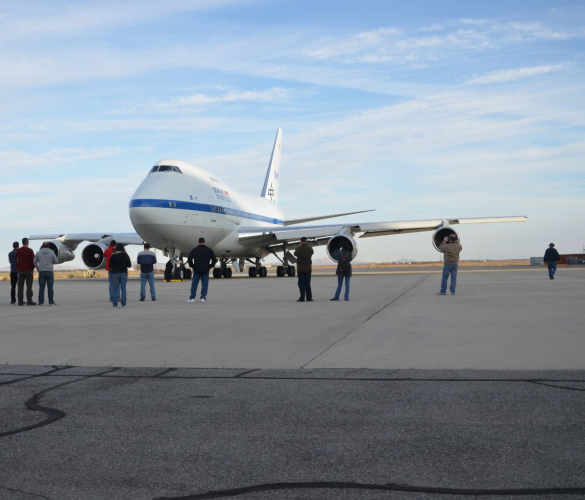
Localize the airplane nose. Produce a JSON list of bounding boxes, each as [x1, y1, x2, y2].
[[129, 195, 159, 225]]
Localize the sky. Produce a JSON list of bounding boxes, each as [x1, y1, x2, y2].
[[1, 0, 584, 266]]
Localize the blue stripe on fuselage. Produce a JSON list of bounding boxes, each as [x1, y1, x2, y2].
[[129, 198, 284, 225]]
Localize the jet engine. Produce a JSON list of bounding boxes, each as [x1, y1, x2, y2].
[[326, 233, 358, 262], [432, 227, 460, 251], [47, 241, 75, 264], [82, 243, 108, 269]]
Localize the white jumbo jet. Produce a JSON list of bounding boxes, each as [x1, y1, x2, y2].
[[31, 128, 527, 279]]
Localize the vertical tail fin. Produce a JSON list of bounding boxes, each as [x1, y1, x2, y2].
[[261, 128, 282, 206]]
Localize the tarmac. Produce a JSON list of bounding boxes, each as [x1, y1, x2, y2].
[[1, 266, 584, 369], [1, 267, 584, 499]]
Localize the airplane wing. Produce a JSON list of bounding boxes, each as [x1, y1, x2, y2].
[[239, 216, 527, 247], [29, 233, 143, 249], [284, 209, 375, 226]]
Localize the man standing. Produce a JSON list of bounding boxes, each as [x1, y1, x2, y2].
[[8, 241, 19, 304], [137, 243, 157, 301], [16, 238, 36, 306], [104, 240, 117, 303], [543, 243, 561, 280], [187, 238, 217, 303], [438, 234, 463, 296], [109, 243, 132, 308], [294, 236, 314, 302], [34, 242, 59, 305]]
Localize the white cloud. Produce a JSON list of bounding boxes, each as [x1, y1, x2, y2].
[[421, 24, 444, 32], [0, 0, 245, 43], [167, 87, 291, 107], [0, 147, 121, 169], [459, 18, 489, 25], [504, 22, 574, 41], [466, 64, 568, 85]]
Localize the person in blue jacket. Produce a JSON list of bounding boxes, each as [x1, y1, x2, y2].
[[543, 243, 561, 280], [137, 243, 157, 301], [331, 241, 352, 301]]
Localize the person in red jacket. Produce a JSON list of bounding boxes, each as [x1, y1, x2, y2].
[[16, 237, 36, 306], [103, 240, 117, 303]]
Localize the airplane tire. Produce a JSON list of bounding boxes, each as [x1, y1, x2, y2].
[[175, 268, 184, 280], [185, 269, 192, 280], [225, 268, 233, 278], [249, 267, 258, 278], [286, 265, 295, 277], [276, 266, 285, 277], [213, 268, 221, 279], [259, 267, 267, 277]]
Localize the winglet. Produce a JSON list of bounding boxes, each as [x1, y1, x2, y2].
[[261, 128, 282, 206]]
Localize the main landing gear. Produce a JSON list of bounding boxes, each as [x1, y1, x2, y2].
[[276, 265, 295, 277], [271, 248, 296, 277], [213, 258, 233, 279], [246, 258, 268, 278]]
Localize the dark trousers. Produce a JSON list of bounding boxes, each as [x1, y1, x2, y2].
[[18, 271, 34, 304], [10, 271, 18, 303], [297, 272, 312, 301]]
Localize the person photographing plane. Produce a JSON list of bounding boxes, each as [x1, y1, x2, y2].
[[187, 238, 217, 303], [438, 234, 462, 295], [331, 241, 352, 301]]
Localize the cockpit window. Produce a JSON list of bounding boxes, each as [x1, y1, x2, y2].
[[150, 165, 182, 173]]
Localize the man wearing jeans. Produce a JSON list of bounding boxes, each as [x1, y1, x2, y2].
[[137, 243, 157, 301], [543, 243, 561, 280], [438, 234, 462, 296], [187, 238, 217, 303], [34, 242, 59, 305]]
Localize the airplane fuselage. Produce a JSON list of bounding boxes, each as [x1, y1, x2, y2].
[[129, 159, 284, 259]]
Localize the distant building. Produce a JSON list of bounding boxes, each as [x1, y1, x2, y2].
[[531, 254, 585, 266], [559, 254, 585, 265]]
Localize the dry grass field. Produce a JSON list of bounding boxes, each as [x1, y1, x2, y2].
[[0, 260, 532, 281]]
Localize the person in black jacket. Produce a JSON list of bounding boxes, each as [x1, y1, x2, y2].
[[543, 243, 561, 280], [331, 241, 352, 301], [187, 238, 217, 303], [109, 243, 132, 307]]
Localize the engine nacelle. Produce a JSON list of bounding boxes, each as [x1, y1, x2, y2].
[[82, 243, 108, 269], [326, 234, 358, 262], [432, 227, 460, 252], [47, 241, 75, 264]]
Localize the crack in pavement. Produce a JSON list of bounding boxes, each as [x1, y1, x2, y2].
[[0, 365, 73, 387], [153, 480, 585, 499], [0, 368, 119, 438], [300, 274, 430, 368], [528, 381, 585, 392], [0, 484, 54, 500]]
